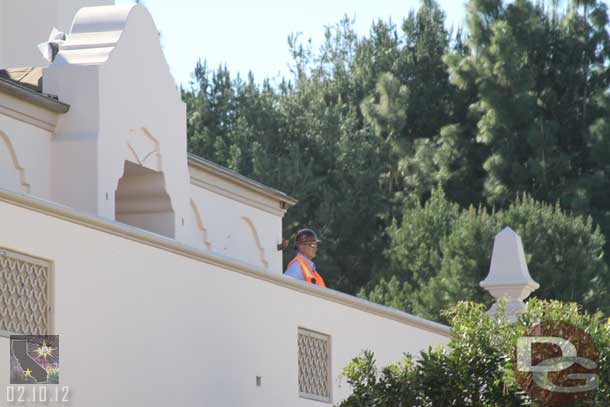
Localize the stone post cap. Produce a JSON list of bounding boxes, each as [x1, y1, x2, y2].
[[481, 227, 539, 294], [481, 228, 539, 322]]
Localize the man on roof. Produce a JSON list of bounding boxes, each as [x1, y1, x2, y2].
[[284, 228, 326, 287]]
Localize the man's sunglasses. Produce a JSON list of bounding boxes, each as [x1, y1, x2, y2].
[[300, 243, 318, 249]]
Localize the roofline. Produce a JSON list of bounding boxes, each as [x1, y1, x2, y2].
[[188, 154, 298, 206], [0, 77, 70, 114]]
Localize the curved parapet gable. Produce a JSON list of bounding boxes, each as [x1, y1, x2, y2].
[[44, 4, 189, 241], [40, 4, 291, 270], [0, 0, 113, 68], [54, 5, 138, 66]]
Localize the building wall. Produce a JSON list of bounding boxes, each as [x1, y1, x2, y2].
[[40, 5, 290, 273], [0, 99, 287, 273], [0, 6, 450, 406], [0, 94, 55, 199], [0, 195, 448, 406], [188, 163, 286, 273], [189, 184, 284, 273], [44, 5, 190, 240]]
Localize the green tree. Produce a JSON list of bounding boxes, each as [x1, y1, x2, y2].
[[361, 0, 457, 202], [441, 0, 610, 211], [183, 19, 393, 292], [183, 0, 610, 304], [363, 189, 609, 321]]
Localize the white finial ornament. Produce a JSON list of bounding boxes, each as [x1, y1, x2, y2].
[[480, 227, 540, 322]]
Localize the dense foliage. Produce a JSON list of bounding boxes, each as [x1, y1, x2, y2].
[[183, 0, 610, 319], [337, 300, 610, 407], [362, 189, 609, 321]]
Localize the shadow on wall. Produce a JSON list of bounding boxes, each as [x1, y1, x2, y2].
[[115, 161, 174, 238], [0, 131, 30, 194]]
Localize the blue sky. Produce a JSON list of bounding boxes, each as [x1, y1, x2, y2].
[[114, 0, 468, 87]]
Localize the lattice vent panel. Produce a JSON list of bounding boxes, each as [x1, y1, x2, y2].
[[298, 328, 331, 402], [0, 249, 51, 334]]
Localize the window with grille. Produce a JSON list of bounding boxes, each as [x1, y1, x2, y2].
[[298, 327, 331, 403], [0, 248, 52, 335]]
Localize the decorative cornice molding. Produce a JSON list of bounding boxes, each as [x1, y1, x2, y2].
[[188, 154, 297, 206], [190, 176, 286, 217], [0, 78, 69, 115], [0, 188, 450, 338], [0, 93, 62, 132]]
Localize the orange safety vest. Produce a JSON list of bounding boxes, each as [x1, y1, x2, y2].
[[288, 255, 326, 288]]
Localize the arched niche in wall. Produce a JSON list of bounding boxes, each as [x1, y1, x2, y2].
[[0, 131, 30, 193], [222, 217, 269, 269], [115, 161, 175, 238]]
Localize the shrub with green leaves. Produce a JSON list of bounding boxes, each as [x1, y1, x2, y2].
[[337, 300, 610, 407]]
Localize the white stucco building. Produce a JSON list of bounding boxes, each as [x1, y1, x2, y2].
[[0, 2, 450, 406]]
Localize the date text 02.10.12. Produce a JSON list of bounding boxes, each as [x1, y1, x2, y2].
[[6, 386, 70, 403]]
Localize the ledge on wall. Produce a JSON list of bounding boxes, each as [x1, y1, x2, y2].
[[0, 186, 449, 338]]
